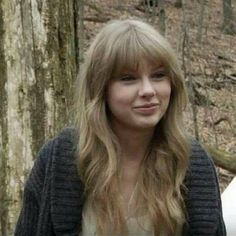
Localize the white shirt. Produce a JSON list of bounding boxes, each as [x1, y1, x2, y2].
[[80, 206, 154, 236], [80, 200, 182, 236]]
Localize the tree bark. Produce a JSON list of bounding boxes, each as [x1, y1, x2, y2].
[[79, 0, 85, 64], [175, 0, 182, 8], [181, 1, 199, 140], [222, 0, 236, 34], [197, 0, 207, 43], [158, 0, 165, 35], [0, 1, 8, 234], [0, 0, 79, 234]]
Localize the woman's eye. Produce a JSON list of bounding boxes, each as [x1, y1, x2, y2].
[[119, 75, 136, 82], [152, 71, 166, 80]]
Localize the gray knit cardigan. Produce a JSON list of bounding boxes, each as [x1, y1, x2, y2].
[[15, 128, 226, 236]]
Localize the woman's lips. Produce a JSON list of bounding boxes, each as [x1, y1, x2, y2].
[[133, 104, 159, 115]]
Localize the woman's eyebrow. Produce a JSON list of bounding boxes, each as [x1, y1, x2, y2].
[[152, 64, 165, 70], [151, 66, 167, 72], [117, 69, 137, 76]]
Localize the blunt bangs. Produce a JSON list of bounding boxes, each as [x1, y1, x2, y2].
[[108, 24, 174, 79]]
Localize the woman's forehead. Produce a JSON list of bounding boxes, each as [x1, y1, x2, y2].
[[114, 58, 165, 75]]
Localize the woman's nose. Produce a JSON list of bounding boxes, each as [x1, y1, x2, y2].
[[138, 77, 155, 97]]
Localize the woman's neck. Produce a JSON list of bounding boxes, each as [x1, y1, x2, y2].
[[112, 124, 155, 163]]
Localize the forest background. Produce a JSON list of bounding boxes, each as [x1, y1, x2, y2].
[[0, 0, 235, 235]]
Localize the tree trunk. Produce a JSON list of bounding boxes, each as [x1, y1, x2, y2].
[[158, 0, 165, 35], [0, 0, 79, 234], [79, 0, 85, 64], [181, 0, 199, 140], [206, 146, 236, 174], [0, 1, 8, 234], [197, 0, 207, 43], [174, 0, 182, 8], [222, 0, 236, 34], [116, 0, 122, 9]]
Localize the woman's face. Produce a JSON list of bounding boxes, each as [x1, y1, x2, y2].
[[106, 60, 171, 132]]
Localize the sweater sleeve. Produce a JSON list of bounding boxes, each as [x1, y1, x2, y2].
[[202, 145, 226, 236], [185, 140, 227, 236], [209, 158, 227, 236], [197, 141, 227, 236], [14, 139, 55, 236]]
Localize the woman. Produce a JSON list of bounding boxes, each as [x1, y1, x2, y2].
[[15, 19, 226, 236]]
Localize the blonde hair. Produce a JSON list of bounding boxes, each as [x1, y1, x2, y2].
[[73, 19, 190, 235]]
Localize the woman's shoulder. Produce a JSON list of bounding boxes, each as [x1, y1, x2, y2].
[[189, 138, 214, 166], [39, 127, 78, 161], [26, 127, 81, 193], [54, 127, 79, 156], [184, 139, 226, 235], [186, 136, 217, 187], [50, 127, 79, 167], [55, 127, 79, 144], [30, 127, 79, 180]]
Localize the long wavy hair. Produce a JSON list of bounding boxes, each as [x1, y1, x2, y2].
[[73, 19, 190, 235]]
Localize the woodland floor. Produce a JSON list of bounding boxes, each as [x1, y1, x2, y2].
[[81, 0, 236, 192]]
